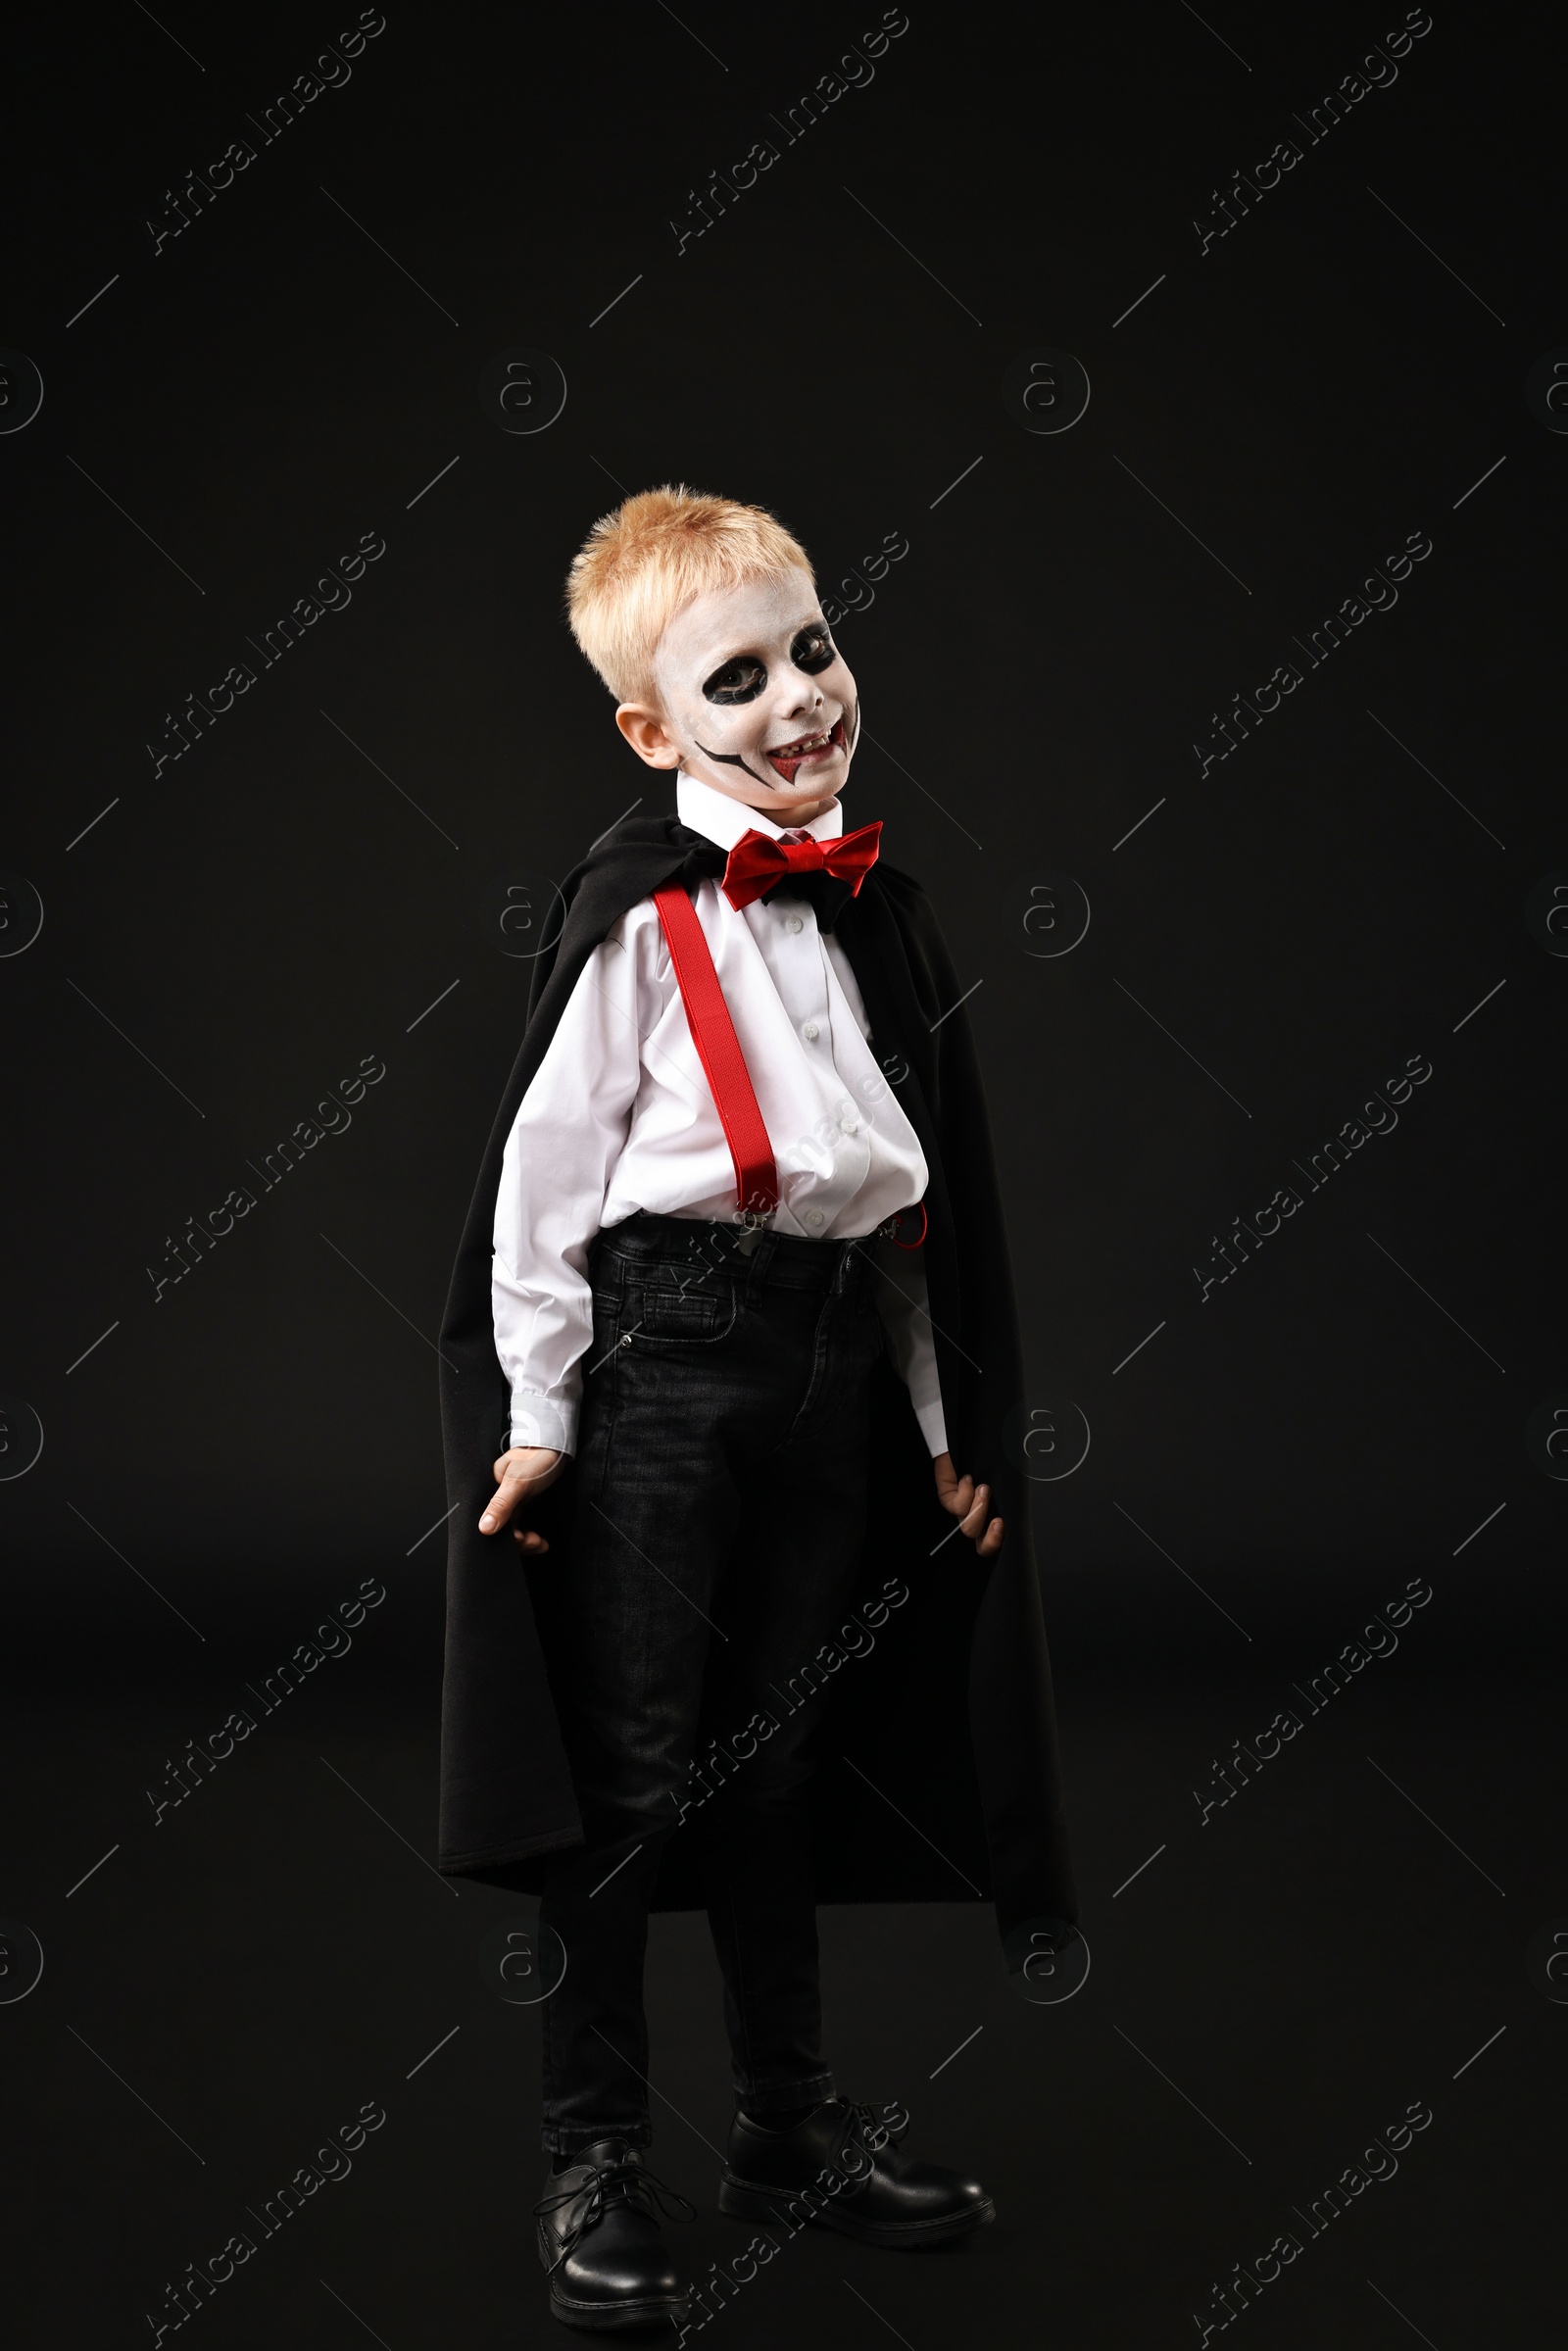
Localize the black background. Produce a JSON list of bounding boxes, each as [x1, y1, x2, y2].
[[3, 3, 1562, 2343]]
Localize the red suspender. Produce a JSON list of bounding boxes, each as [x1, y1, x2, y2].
[[652, 882, 780, 1217]]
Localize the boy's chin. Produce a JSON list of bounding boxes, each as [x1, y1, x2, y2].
[[757, 749, 853, 802]]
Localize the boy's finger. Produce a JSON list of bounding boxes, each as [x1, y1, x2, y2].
[[481, 1458, 560, 1535], [479, 1472, 524, 1535], [512, 1526, 550, 1553], [959, 1482, 991, 1535]]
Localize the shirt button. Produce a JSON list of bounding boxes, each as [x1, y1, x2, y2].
[[841, 1116, 860, 1134], [784, 913, 804, 934], [805, 1208, 825, 1228], [803, 1020, 820, 1042]]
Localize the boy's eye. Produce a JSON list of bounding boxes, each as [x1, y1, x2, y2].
[[790, 625, 835, 675], [703, 656, 767, 705]]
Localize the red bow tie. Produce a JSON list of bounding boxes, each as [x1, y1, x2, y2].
[[719, 820, 882, 912]]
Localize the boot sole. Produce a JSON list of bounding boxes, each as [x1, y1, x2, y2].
[[718, 2174, 995, 2248], [548, 2286, 692, 2331]]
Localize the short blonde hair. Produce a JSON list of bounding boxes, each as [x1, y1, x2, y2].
[[565, 484, 814, 704]]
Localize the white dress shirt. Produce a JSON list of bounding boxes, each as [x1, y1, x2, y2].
[[490, 772, 948, 1460]]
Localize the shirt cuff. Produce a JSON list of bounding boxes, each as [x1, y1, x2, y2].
[[914, 1395, 949, 1459], [508, 1391, 577, 1457]]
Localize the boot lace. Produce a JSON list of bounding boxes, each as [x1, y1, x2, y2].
[[844, 2097, 911, 2160], [533, 2152, 696, 2270]]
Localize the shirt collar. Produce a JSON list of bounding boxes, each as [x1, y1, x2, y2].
[[676, 770, 845, 853]]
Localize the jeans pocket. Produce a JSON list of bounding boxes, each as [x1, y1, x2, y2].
[[625, 1278, 740, 1347], [620, 1259, 747, 1353]]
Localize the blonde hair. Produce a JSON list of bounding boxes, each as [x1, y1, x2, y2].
[[565, 484, 814, 704]]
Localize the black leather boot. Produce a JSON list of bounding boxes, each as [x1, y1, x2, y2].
[[718, 2097, 994, 2248], [534, 2136, 695, 2330]]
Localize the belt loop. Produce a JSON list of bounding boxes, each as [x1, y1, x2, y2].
[[720, 1216, 764, 1304], [832, 1238, 856, 1297], [746, 1225, 776, 1303]]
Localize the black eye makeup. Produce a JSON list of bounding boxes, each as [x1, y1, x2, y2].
[[790, 623, 835, 675], [702, 655, 767, 705]]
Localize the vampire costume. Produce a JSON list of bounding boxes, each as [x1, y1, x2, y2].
[[435, 806, 1077, 1956]]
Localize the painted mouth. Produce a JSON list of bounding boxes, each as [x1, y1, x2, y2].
[[764, 715, 846, 783]]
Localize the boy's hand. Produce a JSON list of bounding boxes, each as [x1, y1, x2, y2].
[[933, 1451, 1004, 1556], [480, 1445, 566, 1552]]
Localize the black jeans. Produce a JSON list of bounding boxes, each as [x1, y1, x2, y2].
[[537, 1209, 888, 2155]]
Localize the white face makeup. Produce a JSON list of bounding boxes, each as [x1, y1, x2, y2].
[[616, 571, 859, 818]]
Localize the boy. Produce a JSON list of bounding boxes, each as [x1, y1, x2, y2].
[[437, 488, 1075, 2331]]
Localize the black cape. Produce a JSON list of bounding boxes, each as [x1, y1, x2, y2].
[[435, 813, 1077, 1941]]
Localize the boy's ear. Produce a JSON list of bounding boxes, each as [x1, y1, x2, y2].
[[615, 704, 682, 768]]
